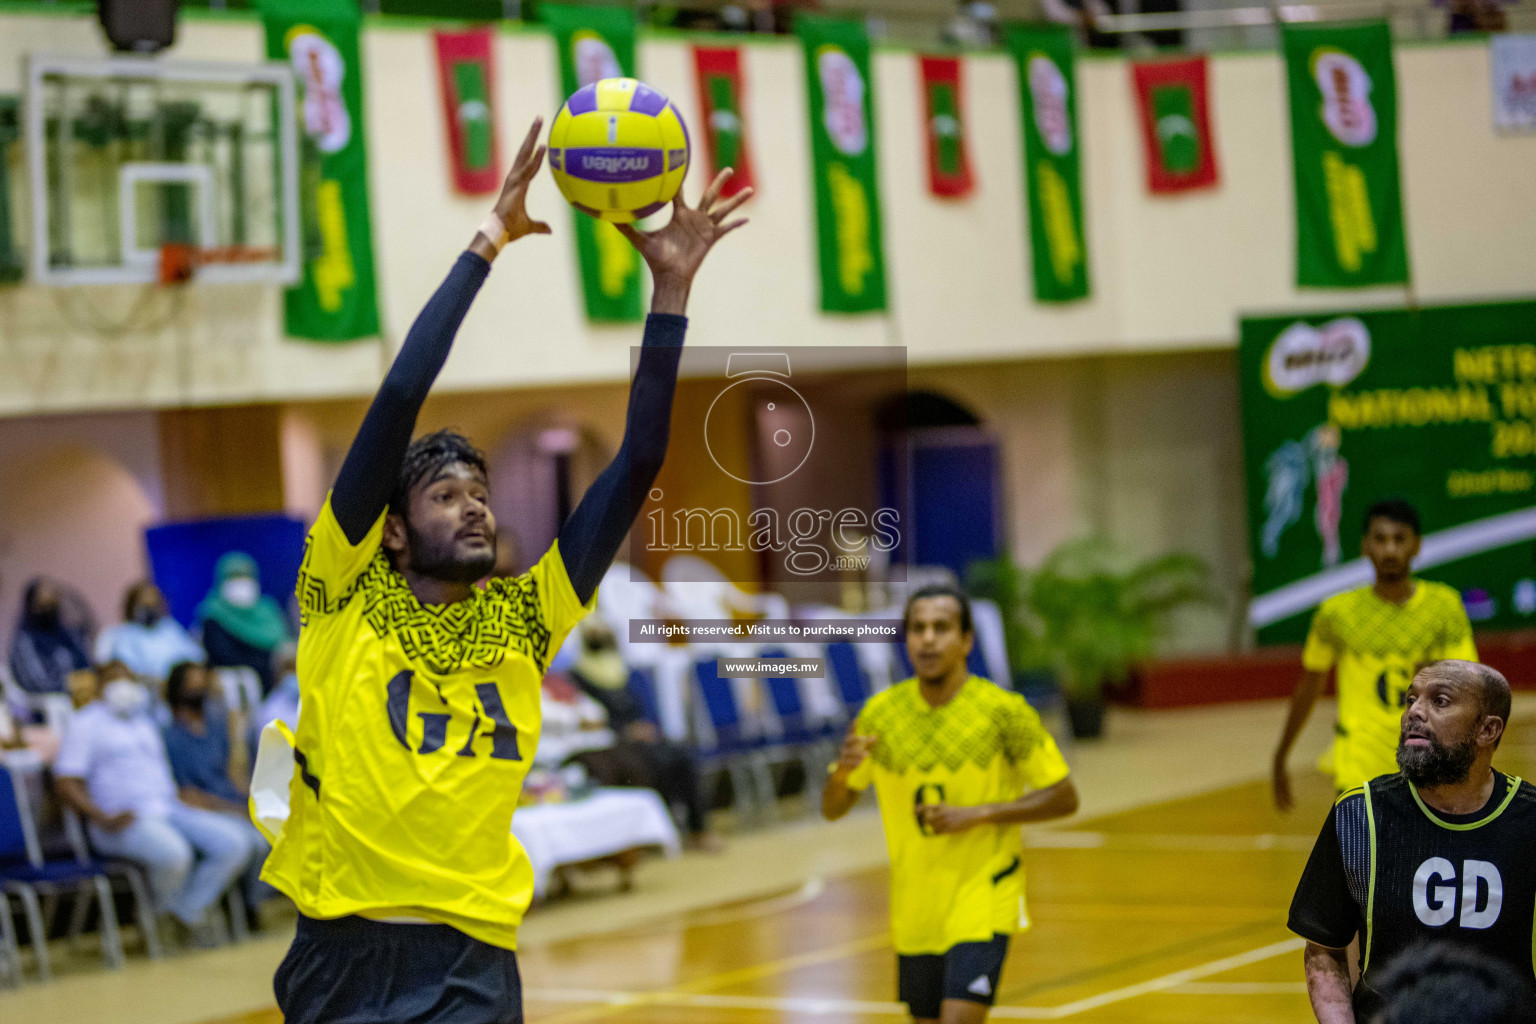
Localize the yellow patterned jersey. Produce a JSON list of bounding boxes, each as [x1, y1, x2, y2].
[[846, 676, 1070, 955], [260, 495, 584, 950], [1303, 580, 1477, 791]]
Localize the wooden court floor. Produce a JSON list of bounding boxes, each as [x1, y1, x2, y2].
[[212, 719, 1536, 1024]]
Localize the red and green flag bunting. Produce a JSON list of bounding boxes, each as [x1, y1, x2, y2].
[[434, 27, 500, 196], [542, 4, 642, 322], [918, 55, 974, 198], [258, 0, 380, 341], [1282, 21, 1408, 288], [1006, 25, 1088, 303], [796, 15, 887, 314], [692, 47, 755, 198], [1130, 57, 1218, 194]]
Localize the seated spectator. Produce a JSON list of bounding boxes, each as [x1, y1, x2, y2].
[[198, 553, 290, 697], [0, 698, 21, 749], [9, 577, 91, 694], [54, 668, 252, 946], [95, 581, 205, 684], [568, 620, 719, 850], [163, 662, 272, 926]]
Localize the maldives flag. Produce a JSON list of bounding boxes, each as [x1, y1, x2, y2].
[[692, 46, 755, 198], [434, 27, 500, 195], [919, 55, 974, 198], [1130, 57, 1218, 194]]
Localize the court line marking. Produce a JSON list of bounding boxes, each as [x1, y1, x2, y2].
[[525, 937, 1308, 1020], [1019, 937, 1306, 1018], [1026, 832, 1314, 852], [1167, 981, 1310, 994], [531, 932, 892, 1024]]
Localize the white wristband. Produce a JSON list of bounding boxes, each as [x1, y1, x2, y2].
[[477, 215, 510, 255]]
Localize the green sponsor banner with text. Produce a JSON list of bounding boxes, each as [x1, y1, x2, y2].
[[1006, 26, 1089, 304], [259, 0, 380, 341], [1238, 300, 1536, 645], [796, 15, 887, 314], [543, 4, 643, 323], [1282, 21, 1409, 288]]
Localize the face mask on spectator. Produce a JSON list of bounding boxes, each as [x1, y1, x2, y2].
[[103, 679, 149, 718], [131, 603, 160, 626], [221, 577, 261, 608]]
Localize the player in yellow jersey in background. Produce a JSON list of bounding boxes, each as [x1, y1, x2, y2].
[[1273, 498, 1478, 809], [823, 584, 1079, 1024], [255, 120, 750, 1024]]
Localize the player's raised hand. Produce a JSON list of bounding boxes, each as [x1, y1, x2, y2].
[[836, 724, 878, 775], [489, 119, 551, 244], [616, 168, 752, 313]]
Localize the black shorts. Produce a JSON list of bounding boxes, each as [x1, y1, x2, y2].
[[275, 915, 523, 1024], [897, 934, 1010, 1020]]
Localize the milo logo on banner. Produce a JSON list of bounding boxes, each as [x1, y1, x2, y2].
[[1263, 318, 1371, 396], [287, 25, 352, 153], [818, 46, 868, 157], [1028, 54, 1072, 155], [1313, 48, 1377, 147], [574, 30, 621, 87]]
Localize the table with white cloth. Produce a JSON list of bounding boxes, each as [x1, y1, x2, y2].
[[511, 787, 681, 900]]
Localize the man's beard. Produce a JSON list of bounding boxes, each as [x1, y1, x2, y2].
[[405, 522, 496, 584], [1397, 729, 1479, 788]]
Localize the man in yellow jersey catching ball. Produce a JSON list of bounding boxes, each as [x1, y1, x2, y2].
[[822, 584, 1079, 1024], [255, 120, 749, 1024], [1273, 498, 1478, 809]]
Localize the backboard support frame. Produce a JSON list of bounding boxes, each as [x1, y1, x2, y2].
[[26, 54, 302, 287]]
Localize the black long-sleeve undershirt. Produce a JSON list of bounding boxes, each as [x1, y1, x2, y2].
[[329, 249, 685, 607]]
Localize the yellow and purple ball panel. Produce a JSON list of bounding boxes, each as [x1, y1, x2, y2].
[[548, 77, 691, 224]]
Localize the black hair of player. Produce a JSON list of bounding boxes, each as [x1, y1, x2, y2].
[[390, 429, 489, 523], [165, 660, 205, 711], [1370, 941, 1536, 1024], [1363, 497, 1420, 537], [902, 584, 974, 636]]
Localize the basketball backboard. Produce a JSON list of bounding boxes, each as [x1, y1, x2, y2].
[[26, 55, 301, 286]]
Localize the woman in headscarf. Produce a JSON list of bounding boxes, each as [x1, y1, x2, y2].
[[9, 577, 92, 694], [198, 552, 290, 697]]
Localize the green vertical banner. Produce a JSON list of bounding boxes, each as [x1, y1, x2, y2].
[[543, 4, 643, 323], [1283, 21, 1409, 288], [796, 15, 887, 314], [259, 0, 380, 341], [1006, 25, 1089, 303], [1239, 301, 1536, 644]]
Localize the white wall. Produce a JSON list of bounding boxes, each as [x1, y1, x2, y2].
[[0, 13, 1532, 417]]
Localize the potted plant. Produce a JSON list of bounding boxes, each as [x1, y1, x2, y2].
[[970, 538, 1220, 739]]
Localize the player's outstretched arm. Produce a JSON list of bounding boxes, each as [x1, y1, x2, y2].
[[1273, 668, 1327, 812], [329, 121, 549, 545], [556, 170, 752, 604]]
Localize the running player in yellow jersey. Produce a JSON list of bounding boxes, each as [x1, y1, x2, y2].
[[823, 584, 1079, 1024], [257, 121, 750, 1024], [1273, 498, 1478, 809]]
